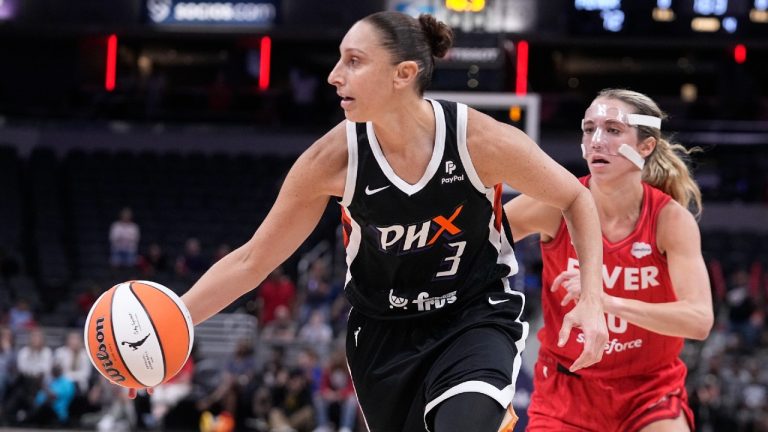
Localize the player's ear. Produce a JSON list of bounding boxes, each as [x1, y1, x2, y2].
[[393, 60, 419, 90], [637, 136, 656, 158]]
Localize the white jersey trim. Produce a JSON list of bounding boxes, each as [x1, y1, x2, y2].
[[342, 206, 362, 287], [366, 99, 446, 197], [484, 188, 519, 279], [340, 121, 358, 207], [456, 103, 486, 193]]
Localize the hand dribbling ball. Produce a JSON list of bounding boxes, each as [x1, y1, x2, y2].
[[84, 280, 194, 388]]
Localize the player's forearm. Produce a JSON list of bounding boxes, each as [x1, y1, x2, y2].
[[562, 188, 603, 302], [604, 296, 713, 340], [181, 245, 268, 325]]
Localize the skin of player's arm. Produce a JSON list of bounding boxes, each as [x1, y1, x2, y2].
[[181, 122, 348, 326], [503, 194, 563, 242], [467, 109, 603, 305], [467, 109, 607, 370], [603, 201, 714, 340]]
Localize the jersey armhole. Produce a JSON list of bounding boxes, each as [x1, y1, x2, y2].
[[651, 192, 674, 259], [541, 218, 568, 250], [456, 103, 487, 193], [339, 121, 358, 207]]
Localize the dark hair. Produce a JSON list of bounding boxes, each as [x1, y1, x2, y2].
[[362, 12, 454, 95]]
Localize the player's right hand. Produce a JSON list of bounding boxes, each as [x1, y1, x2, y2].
[[128, 387, 154, 399], [557, 295, 608, 373]]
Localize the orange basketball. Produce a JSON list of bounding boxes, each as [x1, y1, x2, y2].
[[84, 280, 194, 388]]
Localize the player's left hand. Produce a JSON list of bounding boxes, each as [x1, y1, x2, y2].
[[551, 270, 582, 306], [558, 295, 608, 373]]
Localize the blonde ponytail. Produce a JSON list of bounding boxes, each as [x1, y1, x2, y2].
[[597, 89, 703, 218], [642, 138, 703, 219]]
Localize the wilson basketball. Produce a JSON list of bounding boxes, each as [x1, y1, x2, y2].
[[84, 280, 194, 388]]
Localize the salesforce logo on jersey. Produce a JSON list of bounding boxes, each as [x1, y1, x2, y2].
[[146, 0, 278, 25]]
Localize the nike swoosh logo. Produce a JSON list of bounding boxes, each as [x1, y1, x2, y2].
[[365, 185, 390, 195], [488, 297, 510, 305]]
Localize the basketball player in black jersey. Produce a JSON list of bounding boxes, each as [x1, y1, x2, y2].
[[131, 11, 609, 432]]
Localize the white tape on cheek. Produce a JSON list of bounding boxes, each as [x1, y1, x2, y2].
[[580, 144, 586, 158], [618, 144, 645, 170]]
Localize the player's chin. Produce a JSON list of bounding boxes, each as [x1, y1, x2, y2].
[[341, 107, 371, 123]]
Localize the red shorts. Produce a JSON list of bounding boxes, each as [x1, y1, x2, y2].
[[526, 353, 694, 432]]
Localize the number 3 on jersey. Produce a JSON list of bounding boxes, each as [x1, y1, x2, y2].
[[435, 241, 466, 278]]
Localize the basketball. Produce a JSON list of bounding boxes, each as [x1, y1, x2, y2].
[[84, 280, 194, 389]]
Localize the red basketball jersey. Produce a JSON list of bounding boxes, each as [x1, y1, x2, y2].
[[538, 176, 682, 379]]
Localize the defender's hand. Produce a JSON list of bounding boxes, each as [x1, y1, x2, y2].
[[551, 270, 583, 306]]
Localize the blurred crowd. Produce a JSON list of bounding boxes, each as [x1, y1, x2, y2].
[[0, 205, 767, 431]]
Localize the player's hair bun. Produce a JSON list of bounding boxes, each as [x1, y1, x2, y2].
[[418, 14, 454, 59]]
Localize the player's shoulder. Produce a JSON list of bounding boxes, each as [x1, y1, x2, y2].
[[300, 121, 348, 169], [657, 198, 696, 226], [293, 121, 349, 197], [656, 199, 700, 252]]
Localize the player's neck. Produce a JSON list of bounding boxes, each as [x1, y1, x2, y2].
[[589, 173, 644, 222], [371, 98, 435, 154]]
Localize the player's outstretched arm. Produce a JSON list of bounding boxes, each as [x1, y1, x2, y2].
[[603, 201, 713, 340], [181, 123, 348, 326], [467, 108, 608, 371], [503, 194, 562, 242]]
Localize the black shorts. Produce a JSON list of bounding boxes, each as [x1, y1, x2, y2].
[[345, 290, 528, 432]]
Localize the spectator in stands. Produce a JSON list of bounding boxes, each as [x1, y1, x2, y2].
[[313, 349, 357, 432], [270, 368, 315, 432], [298, 259, 334, 325], [88, 377, 137, 432], [0, 326, 16, 421], [175, 237, 208, 280], [17, 328, 52, 380], [298, 309, 333, 347], [250, 385, 273, 432], [296, 347, 323, 396], [260, 305, 297, 344], [689, 373, 736, 431], [137, 242, 170, 277], [149, 355, 195, 427], [261, 345, 288, 390], [109, 207, 140, 268], [726, 268, 762, 350], [53, 330, 91, 394], [252, 266, 296, 326], [75, 282, 101, 327], [5, 328, 52, 424], [8, 299, 34, 332], [197, 338, 258, 426], [27, 364, 76, 426]]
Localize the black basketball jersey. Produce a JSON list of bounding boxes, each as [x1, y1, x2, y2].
[[339, 99, 518, 320]]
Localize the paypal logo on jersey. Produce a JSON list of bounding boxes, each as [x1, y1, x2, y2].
[[445, 160, 457, 175], [442, 160, 465, 185]]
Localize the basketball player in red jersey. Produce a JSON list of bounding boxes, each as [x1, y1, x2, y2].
[[505, 89, 713, 431]]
